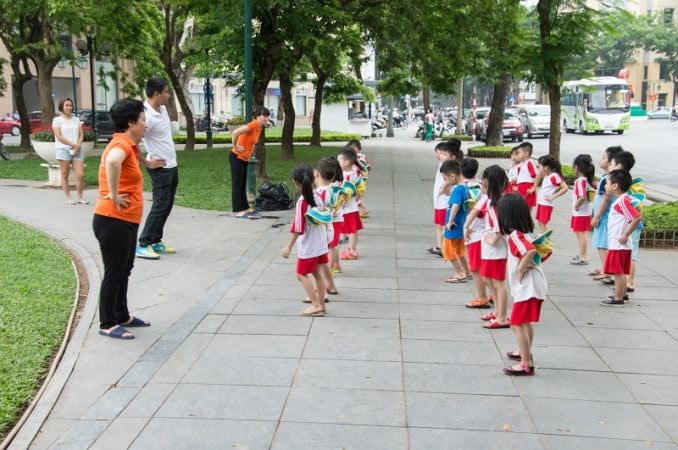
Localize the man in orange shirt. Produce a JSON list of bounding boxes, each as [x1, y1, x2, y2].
[[230, 106, 270, 217]]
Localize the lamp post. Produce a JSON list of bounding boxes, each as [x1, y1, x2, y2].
[[76, 36, 99, 136], [204, 72, 213, 149], [58, 58, 79, 112], [244, 0, 257, 202]]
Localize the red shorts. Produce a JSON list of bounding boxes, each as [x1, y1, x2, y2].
[[342, 211, 363, 234], [535, 204, 553, 225], [570, 215, 592, 232], [329, 222, 342, 248], [604, 249, 631, 275], [466, 240, 482, 272], [434, 208, 447, 226], [505, 181, 518, 194], [442, 238, 465, 261], [297, 253, 329, 275], [510, 298, 543, 325], [517, 183, 536, 208], [480, 258, 507, 281]]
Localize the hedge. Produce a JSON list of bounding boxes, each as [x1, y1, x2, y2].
[[639, 202, 678, 249], [172, 128, 360, 144], [467, 145, 513, 158], [441, 134, 473, 142]]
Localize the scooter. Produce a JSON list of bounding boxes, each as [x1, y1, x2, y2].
[[670, 111, 678, 122]]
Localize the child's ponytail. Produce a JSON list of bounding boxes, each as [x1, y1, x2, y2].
[[482, 165, 508, 206], [293, 165, 317, 208], [538, 155, 563, 176], [573, 154, 595, 187]]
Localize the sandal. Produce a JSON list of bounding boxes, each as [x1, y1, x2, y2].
[[98, 326, 134, 340], [299, 307, 325, 317], [570, 256, 589, 265], [445, 275, 467, 283], [122, 316, 151, 327], [483, 319, 510, 329], [588, 269, 602, 276], [602, 277, 615, 285], [480, 312, 496, 321], [503, 362, 535, 376], [465, 297, 492, 309], [506, 350, 521, 361], [326, 289, 339, 295], [303, 296, 329, 303], [592, 273, 609, 281]]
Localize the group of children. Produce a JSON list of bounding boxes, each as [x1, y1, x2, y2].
[[281, 139, 369, 317], [428, 139, 643, 376]]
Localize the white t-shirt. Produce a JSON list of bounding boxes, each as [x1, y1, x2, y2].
[[537, 173, 565, 206], [142, 102, 176, 168], [291, 195, 330, 258], [516, 159, 538, 184], [507, 231, 548, 302], [465, 180, 485, 243], [476, 195, 508, 260], [607, 194, 641, 250], [52, 115, 81, 151], [315, 185, 335, 243], [342, 167, 361, 213], [433, 163, 449, 209], [571, 177, 593, 217]]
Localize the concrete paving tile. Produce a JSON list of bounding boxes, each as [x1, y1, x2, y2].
[[130, 418, 276, 450], [89, 418, 148, 450], [156, 384, 288, 420], [396, 266, 454, 280], [150, 333, 214, 383], [322, 301, 401, 319], [644, 405, 678, 444], [596, 347, 678, 376], [618, 374, 678, 405], [201, 334, 306, 358], [579, 327, 678, 351], [400, 320, 491, 342], [408, 427, 545, 450], [399, 289, 473, 305], [208, 296, 240, 314], [47, 380, 111, 420], [402, 339, 502, 365], [398, 258, 456, 269], [629, 287, 678, 301], [332, 276, 397, 290], [245, 284, 306, 300], [81, 387, 140, 420], [523, 397, 671, 441], [303, 335, 402, 361], [398, 276, 470, 291], [218, 315, 311, 335], [182, 355, 298, 386], [632, 300, 678, 314], [23, 418, 74, 450], [399, 303, 479, 322], [281, 387, 406, 426], [293, 359, 402, 391], [193, 314, 227, 333], [406, 392, 534, 432], [564, 310, 662, 330], [514, 369, 636, 402], [539, 434, 678, 450], [320, 287, 399, 303], [271, 422, 408, 450], [403, 362, 517, 396], [530, 345, 610, 371], [645, 313, 678, 332], [309, 317, 400, 339], [120, 383, 177, 418], [231, 299, 308, 315], [49, 420, 111, 450]]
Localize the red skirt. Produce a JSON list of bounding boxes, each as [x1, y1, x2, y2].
[[342, 211, 363, 234], [480, 258, 507, 281], [467, 240, 482, 272], [517, 182, 536, 208], [510, 297, 543, 325], [535, 204, 553, 225], [297, 253, 329, 275], [505, 181, 518, 194], [434, 208, 447, 226], [604, 249, 631, 275], [570, 215, 592, 232]]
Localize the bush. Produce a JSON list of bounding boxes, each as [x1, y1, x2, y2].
[[561, 163, 575, 185], [440, 134, 473, 141], [642, 201, 678, 232], [467, 145, 513, 158], [226, 115, 246, 126]]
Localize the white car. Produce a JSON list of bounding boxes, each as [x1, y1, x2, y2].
[[518, 104, 551, 138], [646, 107, 672, 119]]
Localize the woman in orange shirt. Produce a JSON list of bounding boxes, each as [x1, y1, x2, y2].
[[93, 98, 165, 340], [230, 106, 270, 217]]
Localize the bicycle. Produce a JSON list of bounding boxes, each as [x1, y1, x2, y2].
[[0, 135, 10, 160]]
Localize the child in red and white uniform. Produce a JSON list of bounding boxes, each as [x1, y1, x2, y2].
[[282, 165, 331, 317], [570, 154, 596, 265], [505, 147, 519, 194], [348, 139, 371, 217], [534, 155, 569, 232], [474, 165, 509, 329], [514, 142, 538, 209], [497, 193, 547, 376], [337, 147, 364, 260], [600, 169, 642, 307]]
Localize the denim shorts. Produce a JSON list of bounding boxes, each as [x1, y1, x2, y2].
[[56, 148, 84, 161], [592, 218, 609, 249], [631, 227, 641, 261]]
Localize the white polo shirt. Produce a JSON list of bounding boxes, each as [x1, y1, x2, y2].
[[142, 101, 176, 169]]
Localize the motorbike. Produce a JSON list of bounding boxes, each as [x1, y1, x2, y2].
[[195, 117, 225, 132], [415, 120, 445, 140], [671, 111, 678, 122]]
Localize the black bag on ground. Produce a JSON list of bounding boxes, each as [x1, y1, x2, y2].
[[255, 181, 292, 211]]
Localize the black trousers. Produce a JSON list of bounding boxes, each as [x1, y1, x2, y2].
[[229, 152, 249, 213], [93, 214, 138, 329], [138, 166, 179, 247]]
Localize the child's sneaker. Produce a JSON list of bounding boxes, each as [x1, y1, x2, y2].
[[340, 250, 358, 260], [331, 265, 342, 274], [136, 245, 160, 260], [151, 241, 176, 254]]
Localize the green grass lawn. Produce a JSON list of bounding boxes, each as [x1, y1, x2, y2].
[[0, 144, 344, 211], [0, 216, 76, 438]]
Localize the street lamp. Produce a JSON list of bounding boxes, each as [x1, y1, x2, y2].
[[76, 37, 97, 135]]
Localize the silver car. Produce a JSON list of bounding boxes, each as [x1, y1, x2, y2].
[[646, 107, 672, 119], [518, 104, 551, 138]]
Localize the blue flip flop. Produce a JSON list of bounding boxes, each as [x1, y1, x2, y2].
[[124, 316, 151, 327], [98, 326, 134, 340]]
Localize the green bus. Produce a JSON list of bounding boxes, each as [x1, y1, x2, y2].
[[561, 77, 631, 135]]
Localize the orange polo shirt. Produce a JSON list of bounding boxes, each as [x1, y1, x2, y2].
[[94, 133, 144, 224], [231, 119, 263, 161]]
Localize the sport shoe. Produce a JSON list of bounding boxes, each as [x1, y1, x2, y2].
[[136, 245, 160, 260], [601, 298, 625, 307], [340, 250, 358, 260], [152, 241, 176, 254], [331, 265, 342, 274]]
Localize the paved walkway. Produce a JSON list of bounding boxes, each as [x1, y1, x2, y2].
[[1, 138, 678, 449]]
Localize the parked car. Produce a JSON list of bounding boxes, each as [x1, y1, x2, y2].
[[646, 106, 672, 119], [464, 107, 491, 139], [78, 110, 115, 141], [0, 112, 42, 136], [478, 109, 524, 142], [517, 104, 551, 138]]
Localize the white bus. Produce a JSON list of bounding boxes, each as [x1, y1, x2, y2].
[[561, 77, 631, 135]]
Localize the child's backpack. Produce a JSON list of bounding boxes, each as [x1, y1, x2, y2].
[[628, 176, 646, 209], [305, 207, 333, 225], [354, 176, 366, 197], [531, 229, 554, 265], [463, 181, 482, 212]]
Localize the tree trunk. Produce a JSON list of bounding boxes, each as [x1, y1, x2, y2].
[[485, 74, 510, 146], [11, 56, 33, 148], [310, 73, 326, 146], [167, 70, 195, 151], [279, 72, 296, 160], [35, 60, 57, 125], [537, 0, 561, 159], [547, 84, 561, 160], [423, 86, 430, 113]]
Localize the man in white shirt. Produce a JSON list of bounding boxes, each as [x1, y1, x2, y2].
[[136, 77, 179, 260]]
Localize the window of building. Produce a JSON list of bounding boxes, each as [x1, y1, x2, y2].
[[664, 8, 674, 23], [643, 65, 648, 80], [295, 95, 307, 116], [659, 61, 670, 80]]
